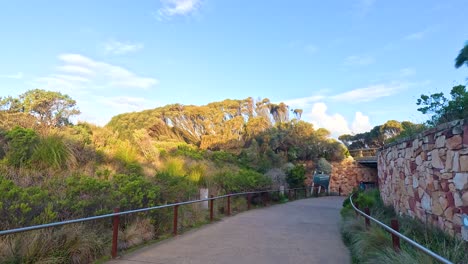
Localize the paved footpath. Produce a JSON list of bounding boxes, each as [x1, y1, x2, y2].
[[108, 196, 350, 264]]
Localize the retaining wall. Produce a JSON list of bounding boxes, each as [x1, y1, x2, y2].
[[378, 118, 468, 238]]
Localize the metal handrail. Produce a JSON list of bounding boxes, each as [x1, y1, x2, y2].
[[349, 194, 452, 264], [0, 187, 307, 237]]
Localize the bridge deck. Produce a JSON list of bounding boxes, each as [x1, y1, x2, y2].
[[108, 197, 350, 264]]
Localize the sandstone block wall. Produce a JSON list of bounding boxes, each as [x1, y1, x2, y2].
[[378, 118, 468, 237], [330, 157, 377, 195]]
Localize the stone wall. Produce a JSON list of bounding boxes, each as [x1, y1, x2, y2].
[[378, 118, 468, 237], [330, 157, 377, 195]]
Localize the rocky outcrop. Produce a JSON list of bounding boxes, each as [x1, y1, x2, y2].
[[378, 118, 468, 238], [330, 157, 377, 195]]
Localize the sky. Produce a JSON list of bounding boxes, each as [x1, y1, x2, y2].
[[0, 0, 467, 137]]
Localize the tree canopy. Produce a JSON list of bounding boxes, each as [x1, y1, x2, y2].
[[455, 42, 468, 69], [0, 89, 80, 127]]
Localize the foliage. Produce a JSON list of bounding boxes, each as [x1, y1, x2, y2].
[[316, 157, 332, 174], [286, 164, 306, 188], [112, 174, 160, 210], [341, 190, 468, 264], [455, 41, 468, 68], [417, 85, 468, 126], [4, 126, 38, 167], [214, 169, 271, 193], [31, 135, 75, 170], [339, 120, 424, 150], [1, 89, 80, 127], [0, 176, 52, 229]]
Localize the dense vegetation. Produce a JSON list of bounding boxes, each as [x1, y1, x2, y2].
[[341, 190, 467, 264], [339, 120, 425, 150], [0, 89, 347, 263]]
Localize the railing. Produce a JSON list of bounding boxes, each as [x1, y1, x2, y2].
[[348, 148, 378, 158], [0, 187, 309, 259], [349, 194, 452, 264]]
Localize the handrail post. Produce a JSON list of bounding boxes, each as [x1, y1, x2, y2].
[[391, 219, 401, 252], [247, 193, 251, 210], [262, 192, 267, 207], [288, 189, 292, 200], [173, 203, 179, 236], [227, 195, 231, 216], [364, 207, 370, 229], [111, 207, 120, 259], [210, 195, 214, 222], [294, 189, 297, 200]]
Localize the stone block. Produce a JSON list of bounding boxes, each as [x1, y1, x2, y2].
[[445, 150, 455, 170], [463, 192, 468, 206], [435, 135, 446, 148], [446, 135, 462, 150], [431, 149, 444, 169], [454, 192, 463, 207], [464, 125, 468, 145], [453, 173, 468, 190], [421, 193, 432, 211], [453, 125, 463, 135], [460, 155, 468, 172]]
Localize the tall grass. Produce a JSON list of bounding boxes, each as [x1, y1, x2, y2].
[[0, 225, 108, 264], [341, 190, 468, 264], [31, 135, 76, 170]]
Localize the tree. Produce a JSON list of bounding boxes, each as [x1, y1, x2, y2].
[[417, 85, 467, 126], [286, 164, 306, 188], [455, 42, 468, 68], [20, 89, 80, 127], [1, 89, 80, 127]]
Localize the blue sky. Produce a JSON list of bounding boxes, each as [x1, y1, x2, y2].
[[0, 0, 467, 136]]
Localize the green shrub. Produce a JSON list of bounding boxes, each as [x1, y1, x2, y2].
[[112, 174, 160, 210], [174, 144, 204, 160], [61, 175, 114, 217], [4, 126, 38, 167], [214, 169, 271, 193], [31, 135, 75, 169], [286, 164, 306, 188], [0, 176, 53, 229]]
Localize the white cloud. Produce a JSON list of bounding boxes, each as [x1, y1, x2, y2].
[[103, 40, 143, 55], [0, 72, 23, 79], [306, 102, 372, 137], [157, 0, 201, 19], [351, 112, 372, 133], [308, 102, 351, 137], [54, 53, 158, 89], [97, 96, 158, 112], [344, 55, 375, 66], [332, 82, 407, 103], [282, 95, 325, 109], [57, 65, 95, 76]]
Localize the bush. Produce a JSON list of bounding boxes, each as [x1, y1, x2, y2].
[[4, 126, 38, 167], [214, 169, 271, 193], [340, 190, 468, 264], [286, 164, 306, 188], [31, 135, 75, 170], [0, 176, 53, 229], [112, 174, 160, 210], [316, 157, 332, 174]]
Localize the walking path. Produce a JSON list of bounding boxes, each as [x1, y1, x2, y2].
[[108, 196, 350, 264]]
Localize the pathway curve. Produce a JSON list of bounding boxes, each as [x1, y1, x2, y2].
[[108, 196, 350, 264]]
